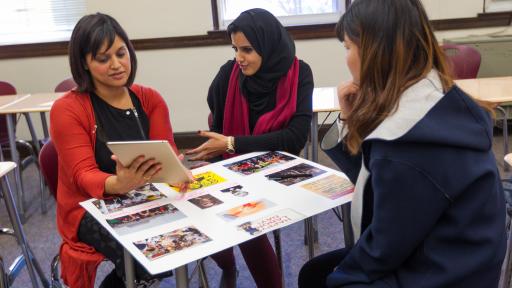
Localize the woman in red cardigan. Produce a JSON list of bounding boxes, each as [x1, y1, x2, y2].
[[50, 13, 188, 288]]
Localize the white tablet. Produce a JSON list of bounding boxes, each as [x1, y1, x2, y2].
[[106, 140, 189, 184]]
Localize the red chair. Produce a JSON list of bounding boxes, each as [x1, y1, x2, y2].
[[54, 78, 77, 93], [441, 44, 481, 80], [38, 140, 62, 286], [0, 81, 43, 213], [39, 140, 58, 199]]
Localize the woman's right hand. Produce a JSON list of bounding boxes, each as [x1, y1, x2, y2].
[[105, 155, 162, 195], [337, 81, 360, 119]]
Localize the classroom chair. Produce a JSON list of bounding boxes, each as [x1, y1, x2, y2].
[[39, 140, 210, 287], [441, 44, 481, 79], [0, 80, 46, 214], [54, 78, 77, 93]]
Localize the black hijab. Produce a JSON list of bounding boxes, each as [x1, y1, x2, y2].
[[227, 8, 296, 112]]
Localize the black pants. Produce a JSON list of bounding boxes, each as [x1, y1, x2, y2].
[[298, 248, 350, 288], [78, 212, 172, 285]]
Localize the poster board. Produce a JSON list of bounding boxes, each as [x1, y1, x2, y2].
[[80, 151, 353, 275]]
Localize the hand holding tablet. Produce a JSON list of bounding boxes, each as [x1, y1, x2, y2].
[[107, 140, 192, 184]]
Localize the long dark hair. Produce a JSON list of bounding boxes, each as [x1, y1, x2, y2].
[[336, 0, 454, 154], [68, 13, 137, 93]]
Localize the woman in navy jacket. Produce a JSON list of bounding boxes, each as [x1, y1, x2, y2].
[[298, 0, 506, 287]]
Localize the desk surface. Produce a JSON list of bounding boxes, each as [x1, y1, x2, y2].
[[454, 77, 512, 103], [313, 77, 512, 112], [0, 93, 63, 114], [505, 154, 512, 166], [0, 162, 17, 178], [313, 87, 339, 113], [80, 151, 353, 275]]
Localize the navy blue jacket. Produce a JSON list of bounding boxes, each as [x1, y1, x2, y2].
[[326, 72, 506, 287]]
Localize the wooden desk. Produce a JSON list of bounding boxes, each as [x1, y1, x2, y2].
[[312, 77, 512, 169], [0, 92, 63, 220], [455, 77, 512, 103], [456, 77, 512, 170], [0, 162, 49, 288]]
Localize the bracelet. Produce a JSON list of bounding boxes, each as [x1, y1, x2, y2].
[[226, 136, 236, 154]]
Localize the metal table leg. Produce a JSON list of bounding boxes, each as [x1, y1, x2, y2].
[[23, 113, 40, 154], [304, 113, 319, 249], [40, 112, 49, 140], [1, 168, 49, 287], [6, 114, 25, 222], [23, 113, 47, 214], [497, 106, 509, 171], [175, 265, 189, 288], [340, 203, 354, 248], [305, 217, 316, 259], [124, 249, 136, 288]]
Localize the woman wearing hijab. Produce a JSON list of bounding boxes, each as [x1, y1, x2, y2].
[[187, 8, 314, 288]]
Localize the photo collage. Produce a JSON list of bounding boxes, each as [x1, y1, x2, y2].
[[92, 184, 187, 236], [85, 151, 352, 263]]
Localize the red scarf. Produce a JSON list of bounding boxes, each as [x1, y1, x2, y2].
[[223, 58, 299, 158]]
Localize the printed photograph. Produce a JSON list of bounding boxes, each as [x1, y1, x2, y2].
[[265, 163, 327, 186], [218, 199, 276, 222], [224, 151, 295, 176], [220, 185, 249, 197], [301, 174, 354, 200], [169, 171, 226, 192], [106, 204, 186, 236], [133, 226, 211, 261], [238, 209, 305, 236], [93, 184, 166, 214], [189, 194, 224, 209]]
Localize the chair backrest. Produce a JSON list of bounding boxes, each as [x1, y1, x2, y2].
[[441, 44, 481, 80], [54, 78, 77, 93], [0, 81, 17, 145], [39, 140, 58, 198], [207, 113, 213, 130]]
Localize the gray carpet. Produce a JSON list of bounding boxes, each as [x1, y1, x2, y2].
[[1, 133, 510, 288]]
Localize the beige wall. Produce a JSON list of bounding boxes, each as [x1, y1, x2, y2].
[[0, 0, 509, 139]]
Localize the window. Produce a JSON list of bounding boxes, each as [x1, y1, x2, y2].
[[216, 0, 346, 29], [485, 0, 512, 12], [0, 0, 86, 45]]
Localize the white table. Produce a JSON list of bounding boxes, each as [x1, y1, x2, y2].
[[80, 151, 353, 288], [0, 92, 63, 220], [0, 162, 49, 288], [455, 77, 512, 169]]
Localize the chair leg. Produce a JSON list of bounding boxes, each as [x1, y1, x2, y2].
[[503, 222, 512, 288], [0, 255, 8, 288], [38, 167, 46, 214], [50, 254, 62, 288], [197, 258, 209, 288]]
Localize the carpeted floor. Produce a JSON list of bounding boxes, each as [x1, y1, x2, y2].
[[1, 131, 510, 287]]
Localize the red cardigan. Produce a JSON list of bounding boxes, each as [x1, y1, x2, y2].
[[50, 84, 178, 288]]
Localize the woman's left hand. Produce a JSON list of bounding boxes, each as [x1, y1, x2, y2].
[[186, 131, 228, 161]]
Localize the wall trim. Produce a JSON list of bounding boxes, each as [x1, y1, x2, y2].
[[1, 12, 510, 60]]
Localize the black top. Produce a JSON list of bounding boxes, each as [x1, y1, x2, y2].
[[91, 90, 149, 174], [207, 59, 314, 155]]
